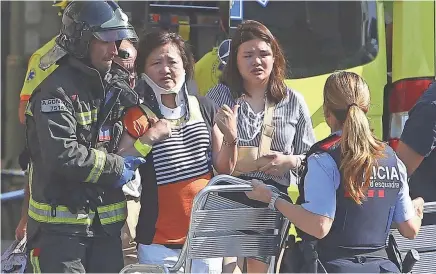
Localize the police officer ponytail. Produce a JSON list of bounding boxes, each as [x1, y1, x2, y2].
[[324, 71, 385, 205]]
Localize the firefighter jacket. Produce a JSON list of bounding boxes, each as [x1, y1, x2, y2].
[[24, 56, 139, 240]]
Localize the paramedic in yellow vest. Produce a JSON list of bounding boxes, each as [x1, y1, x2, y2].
[[194, 1, 230, 96], [18, 1, 69, 124]]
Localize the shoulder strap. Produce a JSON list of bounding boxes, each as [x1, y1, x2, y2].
[[138, 104, 157, 120], [258, 99, 276, 158], [298, 133, 342, 196], [186, 95, 203, 121]]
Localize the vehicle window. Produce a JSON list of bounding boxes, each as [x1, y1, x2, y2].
[[231, 1, 378, 79]]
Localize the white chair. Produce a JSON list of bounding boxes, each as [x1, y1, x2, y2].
[[120, 175, 290, 273]]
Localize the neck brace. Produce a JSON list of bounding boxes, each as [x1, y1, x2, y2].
[[140, 73, 187, 119]]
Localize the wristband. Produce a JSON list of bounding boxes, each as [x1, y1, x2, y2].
[[134, 139, 152, 157], [223, 137, 239, 146]]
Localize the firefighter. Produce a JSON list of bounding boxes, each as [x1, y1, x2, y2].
[[194, 1, 230, 96], [15, 40, 140, 242], [24, 1, 144, 272], [246, 71, 424, 273]]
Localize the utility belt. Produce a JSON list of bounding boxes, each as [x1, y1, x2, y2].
[[282, 235, 419, 273], [318, 246, 388, 262]]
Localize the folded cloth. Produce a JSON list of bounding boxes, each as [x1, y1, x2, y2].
[[1, 236, 27, 273]]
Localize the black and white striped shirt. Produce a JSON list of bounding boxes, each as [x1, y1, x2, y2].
[[207, 83, 316, 186]]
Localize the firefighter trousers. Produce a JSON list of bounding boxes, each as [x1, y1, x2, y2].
[[25, 232, 124, 273]]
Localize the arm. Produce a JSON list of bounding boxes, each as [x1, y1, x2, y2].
[[396, 142, 424, 176], [117, 106, 171, 157], [393, 157, 423, 239], [259, 95, 316, 176], [275, 198, 333, 239], [117, 132, 141, 157], [32, 85, 124, 186], [15, 183, 30, 240], [397, 103, 436, 176], [247, 153, 339, 239], [212, 124, 237, 174], [200, 95, 238, 174]]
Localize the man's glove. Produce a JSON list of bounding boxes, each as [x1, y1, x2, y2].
[[65, 189, 87, 214], [113, 156, 146, 188], [83, 186, 104, 212], [18, 147, 30, 171], [63, 185, 103, 214]]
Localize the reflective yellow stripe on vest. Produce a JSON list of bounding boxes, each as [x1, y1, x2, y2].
[[84, 149, 106, 184], [76, 108, 98, 126], [28, 197, 94, 225], [98, 200, 127, 225]]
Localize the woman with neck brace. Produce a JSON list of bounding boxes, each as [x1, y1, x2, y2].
[[117, 31, 237, 273]]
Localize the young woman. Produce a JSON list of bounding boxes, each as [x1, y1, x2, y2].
[[207, 20, 316, 273], [117, 31, 238, 273], [247, 71, 424, 273]]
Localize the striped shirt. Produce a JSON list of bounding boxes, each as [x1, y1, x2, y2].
[[152, 120, 211, 185], [207, 83, 316, 186]]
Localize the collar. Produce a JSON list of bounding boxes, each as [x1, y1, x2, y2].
[[67, 57, 105, 97], [135, 78, 190, 120], [154, 85, 187, 119], [67, 56, 102, 78]]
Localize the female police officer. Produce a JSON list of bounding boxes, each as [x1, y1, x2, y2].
[[246, 71, 424, 272]]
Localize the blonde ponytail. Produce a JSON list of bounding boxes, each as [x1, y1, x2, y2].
[[324, 71, 385, 204]]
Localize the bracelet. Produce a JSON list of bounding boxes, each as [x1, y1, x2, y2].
[[268, 192, 280, 211], [134, 139, 152, 157], [293, 156, 303, 171], [223, 137, 239, 146]]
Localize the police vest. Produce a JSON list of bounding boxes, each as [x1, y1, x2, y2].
[[297, 134, 402, 252], [26, 60, 137, 239]]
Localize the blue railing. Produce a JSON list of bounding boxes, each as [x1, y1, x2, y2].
[[1, 189, 25, 202], [1, 169, 26, 202]]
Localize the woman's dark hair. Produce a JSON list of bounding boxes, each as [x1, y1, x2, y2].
[[220, 20, 287, 104], [135, 30, 195, 80]]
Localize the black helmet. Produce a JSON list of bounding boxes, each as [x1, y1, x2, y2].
[[40, 0, 138, 70], [58, 0, 138, 58]]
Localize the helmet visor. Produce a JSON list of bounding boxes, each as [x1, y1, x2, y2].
[[93, 28, 138, 43]]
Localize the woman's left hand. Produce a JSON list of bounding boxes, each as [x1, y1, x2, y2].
[[215, 104, 239, 144], [245, 179, 273, 203], [258, 152, 299, 176]]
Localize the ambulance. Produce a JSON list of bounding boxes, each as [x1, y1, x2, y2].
[[138, 0, 435, 143]]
